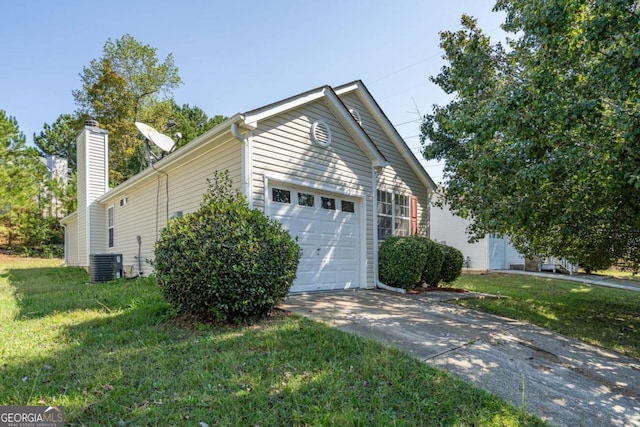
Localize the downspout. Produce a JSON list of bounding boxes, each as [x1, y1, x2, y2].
[[231, 122, 253, 207], [373, 164, 406, 294]]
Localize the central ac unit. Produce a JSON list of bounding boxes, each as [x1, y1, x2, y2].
[[90, 253, 123, 283]]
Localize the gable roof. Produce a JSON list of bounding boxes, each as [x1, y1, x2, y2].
[[334, 80, 437, 192], [242, 84, 387, 168], [95, 80, 434, 205]]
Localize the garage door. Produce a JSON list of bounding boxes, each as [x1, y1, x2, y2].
[[269, 185, 360, 293]]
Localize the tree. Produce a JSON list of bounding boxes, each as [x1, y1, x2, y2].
[[0, 110, 49, 248], [421, 2, 640, 271], [73, 34, 183, 185], [171, 103, 226, 149], [33, 113, 81, 172]]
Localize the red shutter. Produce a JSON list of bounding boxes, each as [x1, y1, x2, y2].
[[410, 196, 418, 235]]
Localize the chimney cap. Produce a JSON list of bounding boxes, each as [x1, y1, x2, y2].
[[85, 119, 99, 127]]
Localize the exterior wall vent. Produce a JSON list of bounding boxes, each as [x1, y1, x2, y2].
[[170, 211, 183, 220], [348, 107, 362, 125], [311, 120, 332, 147]]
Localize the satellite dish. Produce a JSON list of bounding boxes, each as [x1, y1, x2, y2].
[[135, 122, 176, 153]]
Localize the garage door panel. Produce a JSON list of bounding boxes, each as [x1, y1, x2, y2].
[[269, 185, 361, 293]]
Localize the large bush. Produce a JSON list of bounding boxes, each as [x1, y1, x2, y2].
[[153, 171, 301, 322], [417, 238, 445, 287], [439, 244, 464, 284], [378, 236, 430, 289], [378, 237, 457, 289]]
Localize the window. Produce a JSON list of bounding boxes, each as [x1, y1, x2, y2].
[[341, 200, 355, 213], [107, 206, 114, 248], [272, 188, 291, 204], [298, 192, 315, 207], [394, 194, 410, 236], [377, 190, 411, 240], [321, 197, 336, 210], [119, 197, 128, 207]]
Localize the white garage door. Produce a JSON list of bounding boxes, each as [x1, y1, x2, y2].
[[269, 185, 360, 293]]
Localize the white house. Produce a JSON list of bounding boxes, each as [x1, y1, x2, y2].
[[61, 81, 437, 292], [430, 191, 525, 271]]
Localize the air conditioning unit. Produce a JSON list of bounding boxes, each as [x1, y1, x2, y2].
[[90, 253, 123, 283]]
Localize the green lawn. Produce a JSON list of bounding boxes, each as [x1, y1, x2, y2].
[[453, 273, 640, 359], [0, 256, 542, 427]]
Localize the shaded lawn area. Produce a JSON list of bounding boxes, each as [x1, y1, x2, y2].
[[0, 257, 543, 426], [453, 273, 640, 359]]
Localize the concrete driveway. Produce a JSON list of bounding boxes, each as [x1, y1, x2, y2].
[[280, 290, 640, 427]]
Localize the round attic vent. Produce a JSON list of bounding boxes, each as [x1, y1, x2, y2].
[[311, 120, 332, 147], [348, 107, 362, 125]]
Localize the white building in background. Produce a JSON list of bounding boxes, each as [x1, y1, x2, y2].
[[39, 154, 69, 218], [41, 155, 69, 185], [430, 190, 525, 271]]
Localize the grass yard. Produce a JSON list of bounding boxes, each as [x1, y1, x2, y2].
[[453, 273, 640, 359], [0, 256, 542, 426]]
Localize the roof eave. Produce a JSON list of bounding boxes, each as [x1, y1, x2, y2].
[[334, 80, 437, 192], [96, 113, 243, 203]]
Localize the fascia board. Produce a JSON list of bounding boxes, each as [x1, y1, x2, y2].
[[96, 113, 243, 203], [335, 81, 438, 192], [243, 87, 327, 125], [323, 87, 387, 166]]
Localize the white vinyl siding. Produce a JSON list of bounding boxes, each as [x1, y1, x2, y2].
[[99, 132, 242, 276], [338, 92, 431, 237], [76, 131, 87, 264], [63, 214, 79, 266], [251, 100, 375, 287], [75, 128, 109, 265]]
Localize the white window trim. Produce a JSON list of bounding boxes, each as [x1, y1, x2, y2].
[[107, 206, 114, 249], [377, 190, 410, 241]]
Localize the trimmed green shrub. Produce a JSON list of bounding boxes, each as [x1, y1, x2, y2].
[[417, 237, 445, 287], [379, 236, 430, 290], [153, 171, 301, 322], [439, 244, 464, 284]]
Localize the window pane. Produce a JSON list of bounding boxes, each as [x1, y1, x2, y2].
[[378, 190, 392, 215], [395, 194, 409, 218], [108, 228, 114, 248], [298, 193, 315, 207], [321, 197, 336, 210], [378, 216, 392, 240], [272, 188, 291, 203], [341, 200, 355, 213], [395, 218, 410, 236]]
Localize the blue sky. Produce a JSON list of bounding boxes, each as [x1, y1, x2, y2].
[[2, 1, 505, 182]]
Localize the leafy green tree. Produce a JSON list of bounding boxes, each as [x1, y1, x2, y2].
[[0, 110, 48, 247], [73, 34, 182, 185], [171, 103, 226, 149], [33, 113, 81, 172], [422, 2, 640, 271]]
